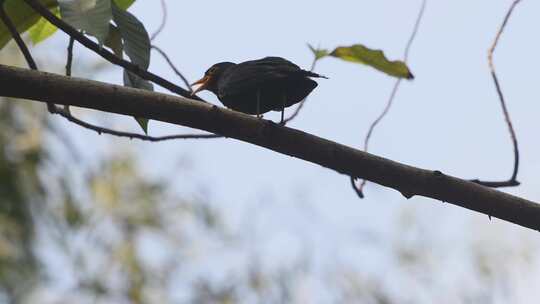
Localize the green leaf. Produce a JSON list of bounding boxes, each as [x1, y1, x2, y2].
[[0, 0, 58, 49], [58, 0, 112, 43], [104, 24, 123, 57], [330, 44, 414, 79], [307, 43, 329, 61], [123, 70, 153, 134], [28, 6, 60, 45], [123, 70, 153, 91], [111, 1, 150, 133], [111, 2, 150, 69], [113, 0, 135, 10]]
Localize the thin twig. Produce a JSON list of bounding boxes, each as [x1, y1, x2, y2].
[[56, 110, 221, 141], [472, 0, 522, 188], [64, 37, 75, 113], [282, 57, 318, 123], [0, 4, 37, 69], [22, 0, 203, 101], [352, 0, 427, 198], [150, 0, 167, 41], [151, 45, 192, 91], [0, 0, 56, 112]]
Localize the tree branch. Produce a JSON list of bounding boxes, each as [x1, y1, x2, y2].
[[1, 64, 539, 231], [0, 2, 37, 70]]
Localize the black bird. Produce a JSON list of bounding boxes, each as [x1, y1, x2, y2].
[[191, 57, 327, 123]]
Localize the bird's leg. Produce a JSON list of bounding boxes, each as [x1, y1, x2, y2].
[[280, 93, 286, 125], [256, 90, 262, 119]]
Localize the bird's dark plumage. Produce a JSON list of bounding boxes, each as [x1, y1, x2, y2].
[[192, 57, 326, 117]]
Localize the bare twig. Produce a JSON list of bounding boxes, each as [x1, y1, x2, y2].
[[150, 0, 167, 41], [472, 0, 522, 188], [56, 109, 220, 141], [352, 0, 427, 198], [151, 45, 192, 91], [0, 4, 37, 69], [22, 0, 203, 101], [64, 37, 75, 113], [0, 0, 56, 112], [282, 57, 318, 123]]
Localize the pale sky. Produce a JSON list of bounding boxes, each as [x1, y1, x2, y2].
[[32, 0, 540, 301]]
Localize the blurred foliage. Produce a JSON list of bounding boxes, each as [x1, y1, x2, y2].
[[0, 100, 43, 302], [0, 0, 58, 48]]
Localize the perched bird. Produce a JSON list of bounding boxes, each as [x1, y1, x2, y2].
[[191, 57, 327, 123]]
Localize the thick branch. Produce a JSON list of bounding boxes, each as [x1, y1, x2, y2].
[[0, 64, 539, 231]]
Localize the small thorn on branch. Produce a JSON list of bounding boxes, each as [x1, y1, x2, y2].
[[350, 177, 365, 199]]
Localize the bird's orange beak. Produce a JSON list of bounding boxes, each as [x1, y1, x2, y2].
[[190, 75, 211, 95]]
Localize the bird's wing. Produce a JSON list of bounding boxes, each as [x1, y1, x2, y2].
[[251, 56, 300, 68], [248, 57, 327, 78], [218, 57, 300, 97]]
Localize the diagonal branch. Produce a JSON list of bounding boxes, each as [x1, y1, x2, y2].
[[472, 0, 522, 188], [22, 0, 203, 101], [1, 64, 539, 232], [0, 2, 37, 70]]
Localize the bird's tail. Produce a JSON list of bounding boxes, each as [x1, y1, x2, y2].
[[303, 70, 328, 79]]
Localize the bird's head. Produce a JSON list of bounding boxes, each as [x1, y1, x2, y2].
[[191, 62, 235, 95]]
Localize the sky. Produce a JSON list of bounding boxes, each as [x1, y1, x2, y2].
[[30, 0, 540, 301]]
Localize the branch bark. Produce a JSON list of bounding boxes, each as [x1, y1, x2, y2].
[[1, 64, 539, 231]]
